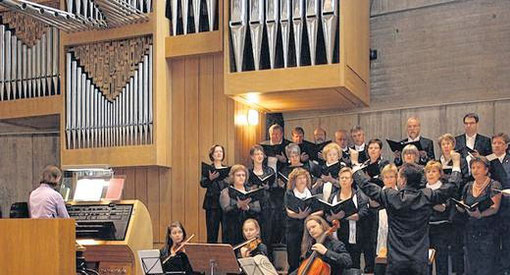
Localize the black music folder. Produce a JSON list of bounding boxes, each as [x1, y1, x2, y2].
[[285, 194, 320, 213], [451, 197, 494, 212], [228, 186, 265, 201], [260, 144, 285, 157], [386, 139, 423, 152], [318, 197, 358, 217], [201, 162, 231, 180], [321, 161, 342, 177], [251, 173, 275, 187], [278, 171, 290, 183]]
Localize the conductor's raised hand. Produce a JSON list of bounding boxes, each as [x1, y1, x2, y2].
[[349, 148, 359, 165]]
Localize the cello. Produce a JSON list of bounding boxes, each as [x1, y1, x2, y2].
[[297, 220, 340, 275]]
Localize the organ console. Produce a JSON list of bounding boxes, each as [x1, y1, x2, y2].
[[67, 200, 153, 275]]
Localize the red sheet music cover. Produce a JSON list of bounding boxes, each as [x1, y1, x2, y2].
[[105, 177, 125, 200]]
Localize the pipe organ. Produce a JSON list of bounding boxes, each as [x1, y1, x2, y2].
[[65, 36, 153, 150], [228, 0, 339, 72], [167, 0, 219, 36], [0, 0, 152, 33], [0, 12, 60, 101]]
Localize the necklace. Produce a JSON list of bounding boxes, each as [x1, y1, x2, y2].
[[472, 177, 490, 197]]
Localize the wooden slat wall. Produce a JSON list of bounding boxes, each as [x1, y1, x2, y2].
[[284, 99, 510, 162], [115, 54, 264, 247], [0, 134, 59, 218]]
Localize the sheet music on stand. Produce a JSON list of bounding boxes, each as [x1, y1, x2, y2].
[[138, 250, 164, 274], [185, 243, 241, 274]]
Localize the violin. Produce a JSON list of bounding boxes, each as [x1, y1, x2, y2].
[[233, 237, 262, 256], [162, 234, 195, 265], [297, 220, 340, 275]]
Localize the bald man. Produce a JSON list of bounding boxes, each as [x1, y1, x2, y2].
[[394, 117, 435, 166]]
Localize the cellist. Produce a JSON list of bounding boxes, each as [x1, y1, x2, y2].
[[295, 216, 352, 275]]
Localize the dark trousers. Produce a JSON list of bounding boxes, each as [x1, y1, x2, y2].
[[429, 223, 452, 275], [374, 263, 387, 275], [205, 208, 222, 243], [386, 261, 428, 275], [286, 218, 304, 273], [499, 219, 510, 274], [450, 222, 465, 274], [465, 228, 497, 275], [270, 208, 286, 245], [258, 206, 273, 260], [342, 242, 362, 269], [361, 214, 377, 272]]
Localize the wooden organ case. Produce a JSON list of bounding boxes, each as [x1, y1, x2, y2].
[[67, 200, 153, 275]]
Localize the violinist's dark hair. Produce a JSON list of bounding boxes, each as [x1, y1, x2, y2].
[[161, 221, 187, 258]]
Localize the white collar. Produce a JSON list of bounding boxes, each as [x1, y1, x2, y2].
[[326, 160, 339, 167], [355, 143, 365, 151], [498, 153, 507, 163], [408, 136, 421, 142], [466, 133, 477, 140], [426, 180, 442, 190], [293, 187, 312, 199]]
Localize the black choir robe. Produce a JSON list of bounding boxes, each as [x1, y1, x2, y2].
[[353, 169, 461, 269], [220, 185, 261, 246]]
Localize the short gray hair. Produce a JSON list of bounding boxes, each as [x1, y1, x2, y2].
[[286, 143, 301, 156]]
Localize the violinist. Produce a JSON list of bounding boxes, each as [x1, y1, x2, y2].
[[237, 219, 268, 258], [160, 221, 194, 275], [296, 216, 352, 275]]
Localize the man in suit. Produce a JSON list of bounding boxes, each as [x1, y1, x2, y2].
[[488, 133, 510, 275], [351, 125, 369, 163], [454, 113, 492, 158], [394, 117, 434, 166], [335, 129, 351, 164]]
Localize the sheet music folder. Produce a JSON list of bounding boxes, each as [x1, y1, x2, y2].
[[185, 243, 241, 274]]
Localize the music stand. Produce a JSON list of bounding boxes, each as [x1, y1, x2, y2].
[[138, 249, 164, 275], [185, 243, 241, 275]]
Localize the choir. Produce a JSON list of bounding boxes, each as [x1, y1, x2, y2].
[[162, 112, 510, 275]]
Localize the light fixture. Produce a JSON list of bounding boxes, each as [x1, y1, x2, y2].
[[245, 92, 259, 104], [247, 109, 259, 125]]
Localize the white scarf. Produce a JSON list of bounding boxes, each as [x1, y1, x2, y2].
[[293, 187, 312, 200], [426, 180, 442, 190]]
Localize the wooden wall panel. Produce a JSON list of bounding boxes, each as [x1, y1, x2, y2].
[[0, 134, 58, 218], [495, 100, 510, 135], [198, 55, 214, 241], [320, 114, 359, 141], [159, 168, 171, 244], [171, 58, 186, 225], [184, 57, 200, 239]]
